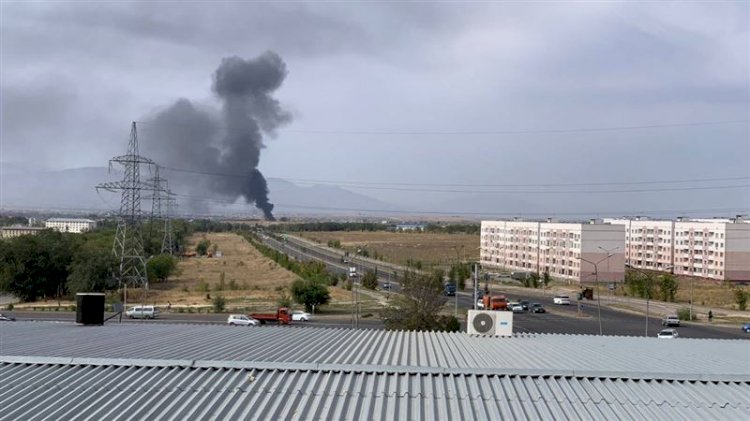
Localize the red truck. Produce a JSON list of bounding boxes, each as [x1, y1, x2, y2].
[[483, 295, 508, 311], [250, 307, 292, 325]]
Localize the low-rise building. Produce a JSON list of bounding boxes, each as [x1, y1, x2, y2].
[[0, 226, 46, 239], [45, 218, 97, 233]]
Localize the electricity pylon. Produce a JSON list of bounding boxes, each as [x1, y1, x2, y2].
[[97, 122, 155, 289]]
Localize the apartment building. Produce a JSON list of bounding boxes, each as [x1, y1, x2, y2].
[[481, 220, 625, 284], [604, 217, 750, 281], [45, 218, 97, 233], [603, 218, 675, 272]]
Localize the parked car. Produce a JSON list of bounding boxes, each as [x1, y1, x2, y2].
[[553, 295, 571, 305], [742, 323, 750, 333], [662, 315, 681, 327], [519, 300, 530, 311], [125, 305, 158, 319], [510, 302, 524, 312], [657, 328, 679, 339], [291, 310, 311, 321], [227, 314, 259, 326], [531, 303, 546, 313], [0, 313, 16, 321], [382, 282, 393, 291]]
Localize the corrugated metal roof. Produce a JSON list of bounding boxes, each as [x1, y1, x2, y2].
[[1, 361, 747, 421], [2, 322, 748, 381]]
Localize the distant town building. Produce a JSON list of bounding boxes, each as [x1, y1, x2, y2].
[[0, 226, 46, 239], [45, 218, 97, 233], [395, 223, 425, 231], [605, 217, 750, 281], [480, 219, 626, 284]]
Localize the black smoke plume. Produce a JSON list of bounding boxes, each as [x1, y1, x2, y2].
[[142, 52, 290, 220]]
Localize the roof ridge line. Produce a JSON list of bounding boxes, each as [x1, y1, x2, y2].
[[2, 355, 747, 383]]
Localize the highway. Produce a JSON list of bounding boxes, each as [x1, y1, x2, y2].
[[260, 232, 749, 340]]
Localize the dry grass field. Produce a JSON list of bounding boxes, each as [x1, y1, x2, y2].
[[144, 232, 299, 308], [299, 231, 480, 268]]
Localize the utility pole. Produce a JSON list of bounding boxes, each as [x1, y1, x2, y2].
[[97, 122, 155, 305], [145, 165, 176, 255], [579, 253, 616, 336]]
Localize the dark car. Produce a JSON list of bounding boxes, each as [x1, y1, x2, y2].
[[743, 323, 750, 333], [382, 282, 393, 290], [519, 300, 530, 311], [444, 283, 456, 296], [0, 313, 16, 321], [531, 303, 546, 313]]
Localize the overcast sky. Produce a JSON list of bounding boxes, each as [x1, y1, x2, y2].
[[1, 1, 748, 217]]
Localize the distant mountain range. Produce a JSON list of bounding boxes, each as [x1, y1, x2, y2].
[[0, 165, 397, 217]]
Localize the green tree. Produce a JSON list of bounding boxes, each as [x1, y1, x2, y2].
[[658, 273, 678, 302], [291, 279, 331, 312], [0, 230, 80, 301], [528, 272, 540, 289], [212, 295, 227, 312], [734, 288, 749, 311], [542, 271, 552, 288], [382, 270, 447, 331], [196, 239, 211, 256], [362, 271, 378, 290], [67, 247, 117, 294], [146, 254, 177, 283]]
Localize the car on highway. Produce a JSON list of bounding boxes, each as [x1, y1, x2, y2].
[[519, 300, 530, 311], [125, 305, 159, 319], [291, 310, 312, 321], [509, 302, 524, 313], [531, 303, 546, 313], [662, 315, 681, 327], [743, 323, 750, 333], [657, 328, 679, 339], [0, 312, 16, 321], [227, 314, 259, 326], [553, 295, 571, 305]]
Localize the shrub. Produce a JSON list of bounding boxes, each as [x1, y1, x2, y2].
[[734, 288, 749, 311], [677, 307, 696, 321], [6, 303, 14, 311], [212, 296, 226, 313]]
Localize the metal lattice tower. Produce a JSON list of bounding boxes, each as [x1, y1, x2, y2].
[[145, 165, 177, 255], [97, 122, 155, 289]]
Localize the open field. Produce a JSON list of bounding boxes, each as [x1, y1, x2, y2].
[[298, 231, 480, 268]]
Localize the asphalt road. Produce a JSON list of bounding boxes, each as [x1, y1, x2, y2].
[[261, 233, 749, 340]]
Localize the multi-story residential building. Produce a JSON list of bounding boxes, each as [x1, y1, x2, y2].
[[604, 217, 750, 281], [45, 218, 97, 233], [481, 220, 625, 284], [603, 218, 675, 272]]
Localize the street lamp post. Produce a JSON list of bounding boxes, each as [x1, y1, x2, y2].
[[578, 254, 616, 336], [626, 264, 673, 337], [598, 246, 620, 305]]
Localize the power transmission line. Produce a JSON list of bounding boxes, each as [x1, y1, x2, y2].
[[159, 165, 749, 188], [137, 119, 748, 136]]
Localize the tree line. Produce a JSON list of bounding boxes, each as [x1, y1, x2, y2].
[[0, 218, 203, 302]]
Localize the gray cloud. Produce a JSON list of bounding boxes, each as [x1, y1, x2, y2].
[[1, 1, 747, 217]]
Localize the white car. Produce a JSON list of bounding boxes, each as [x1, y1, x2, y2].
[[476, 300, 485, 309], [227, 314, 259, 326], [657, 328, 679, 339], [553, 295, 571, 305], [125, 305, 158, 319], [510, 303, 524, 313], [292, 310, 311, 321]]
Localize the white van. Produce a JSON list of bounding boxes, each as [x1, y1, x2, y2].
[[126, 305, 159, 319]]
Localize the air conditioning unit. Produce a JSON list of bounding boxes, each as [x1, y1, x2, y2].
[[467, 310, 513, 336]]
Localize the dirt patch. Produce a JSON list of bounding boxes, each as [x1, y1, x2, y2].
[[299, 231, 479, 268]]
